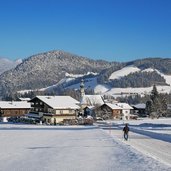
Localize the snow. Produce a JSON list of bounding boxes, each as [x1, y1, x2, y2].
[[104, 66, 171, 97], [34, 96, 80, 109], [65, 72, 98, 78], [142, 68, 155, 72], [0, 101, 31, 109], [81, 95, 104, 106], [67, 77, 98, 90], [105, 103, 122, 109], [142, 68, 171, 86], [114, 103, 133, 109], [101, 118, 171, 168], [0, 118, 171, 171], [132, 103, 146, 109], [17, 66, 171, 97], [109, 66, 141, 80], [102, 85, 171, 98]]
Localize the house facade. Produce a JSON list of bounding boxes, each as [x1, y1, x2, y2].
[[29, 96, 80, 124], [100, 103, 122, 119], [132, 103, 146, 117], [114, 103, 133, 120], [0, 101, 31, 122]]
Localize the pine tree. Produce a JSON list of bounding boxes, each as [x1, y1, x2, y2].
[[147, 84, 168, 118], [150, 84, 159, 102]]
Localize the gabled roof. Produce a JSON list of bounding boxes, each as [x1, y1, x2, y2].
[[81, 95, 104, 106], [114, 103, 133, 110], [31, 96, 80, 109], [104, 103, 122, 110], [0, 101, 31, 109], [132, 103, 146, 109]]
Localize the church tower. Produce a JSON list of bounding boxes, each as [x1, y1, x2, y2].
[[80, 79, 85, 98]]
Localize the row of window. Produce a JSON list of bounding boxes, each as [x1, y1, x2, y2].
[[34, 108, 73, 114]]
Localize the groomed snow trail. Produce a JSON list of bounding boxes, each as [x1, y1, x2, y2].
[[104, 128, 171, 168]]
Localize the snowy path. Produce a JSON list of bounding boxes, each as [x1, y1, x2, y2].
[[104, 128, 171, 168], [0, 124, 170, 171]]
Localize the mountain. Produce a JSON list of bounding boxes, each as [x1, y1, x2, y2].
[[43, 58, 171, 96], [0, 51, 171, 99], [0, 50, 120, 98], [0, 58, 22, 75]]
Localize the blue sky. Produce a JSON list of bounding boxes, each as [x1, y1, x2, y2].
[[0, 0, 171, 62]]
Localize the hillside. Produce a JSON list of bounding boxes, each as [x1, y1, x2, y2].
[[47, 65, 171, 98], [0, 50, 119, 98], [0, 52, 171, 99]]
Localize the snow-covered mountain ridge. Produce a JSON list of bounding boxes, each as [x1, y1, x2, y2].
[[48, 65, 171, 97], [0, 50, 118, 98], [0, 58, 22, 75], [0, 50, 171, 98]]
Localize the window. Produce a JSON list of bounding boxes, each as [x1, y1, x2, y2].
[[48, 108, 52, 113], [60, 110, 63, 114]]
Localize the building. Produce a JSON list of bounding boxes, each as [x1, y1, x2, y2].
[[114, 103, 133, 120], [79, 79, 104, 117], [132, 103, 146, 117], [28, 96, 80, 124], [81, 95, 104, 108], [84, 106, 95, 117], [0, 101, 31, 122], [100, 103, 122, 119]]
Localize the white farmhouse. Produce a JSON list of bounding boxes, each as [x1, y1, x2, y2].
[[114, 103, 133, 120]]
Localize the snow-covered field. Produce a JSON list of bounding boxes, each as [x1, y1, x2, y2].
[[0, 118, 171, 171]]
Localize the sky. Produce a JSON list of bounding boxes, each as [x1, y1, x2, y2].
[[0, 0, 171, 62]]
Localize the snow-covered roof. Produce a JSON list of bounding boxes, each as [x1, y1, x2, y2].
[[19, 98, 31, 101], [34, 96, 80, 109], [132, 103, 146, 109], [81, 95, 104, 106], [114, 103, 133, 110], [0, 101, 31, 109], [84, 106, 95, 110], [105, 103, 122, 110]]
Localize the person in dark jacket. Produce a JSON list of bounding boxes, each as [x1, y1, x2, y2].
[[123, 123, 129, 140]]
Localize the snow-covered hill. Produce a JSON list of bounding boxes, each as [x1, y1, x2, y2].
[[18, 65, 171, 98], [55, 66, 171, 97], [103, 66, 171, 97], [109, 66, 141, 80], [5, 55, 168, 99], [0, 58, 22, 75], [0, 50, 117, 97]]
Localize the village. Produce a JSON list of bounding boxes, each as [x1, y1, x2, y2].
[[0, 79, 170, 125]]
